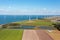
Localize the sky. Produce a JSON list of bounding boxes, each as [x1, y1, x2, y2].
[[0, 0, 60, 15]]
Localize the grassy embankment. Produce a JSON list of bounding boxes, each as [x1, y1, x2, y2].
[[1, 19, 55, 29]]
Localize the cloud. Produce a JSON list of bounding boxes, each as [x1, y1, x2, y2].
[[0, 8, 60, 15]]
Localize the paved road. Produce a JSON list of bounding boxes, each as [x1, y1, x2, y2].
[[22, 30, 53, 40]]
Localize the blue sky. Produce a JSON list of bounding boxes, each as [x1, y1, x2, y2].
[[0, 0, 60, 15]]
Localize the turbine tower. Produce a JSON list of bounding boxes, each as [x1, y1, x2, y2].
[[29, 16, 31, 21], [36, 16, 38, 20], [4, 15, 6, 23], [8, 0, 12, 9]]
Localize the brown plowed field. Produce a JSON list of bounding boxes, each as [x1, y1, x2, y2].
[[22, 30, 53, 40]]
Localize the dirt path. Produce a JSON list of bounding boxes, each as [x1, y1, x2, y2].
[[22, 30, 53, 40]]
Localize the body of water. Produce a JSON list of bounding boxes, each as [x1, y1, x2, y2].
[[0, 15, 59, 24]]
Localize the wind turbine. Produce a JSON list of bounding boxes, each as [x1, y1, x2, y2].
[[4, 15, 6, 23], [29, 16, 31, 21], [36, 16, 38, 20], [8, 0, 12, 9]]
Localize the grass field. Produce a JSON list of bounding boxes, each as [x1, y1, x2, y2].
[[0, 29, 23, 40], [16, 20, 53, 26]]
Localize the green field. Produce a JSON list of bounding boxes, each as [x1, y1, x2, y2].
[[16, 20, 53, 26], [0, 29, 23, 40]]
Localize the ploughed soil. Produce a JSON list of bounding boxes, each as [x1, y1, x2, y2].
[[22, 30, 53, 40]]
